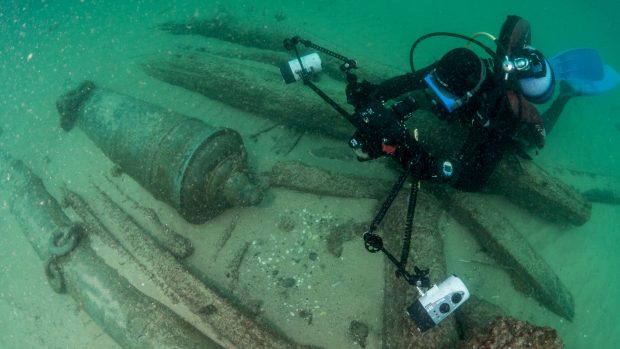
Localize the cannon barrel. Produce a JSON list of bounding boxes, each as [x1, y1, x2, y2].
[[0, 153, 220, 349], [57, 81, 262, 224]]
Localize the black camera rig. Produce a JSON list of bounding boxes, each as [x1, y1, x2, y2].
[[281, 35, 473, 332], [282, 36, 432, 292]]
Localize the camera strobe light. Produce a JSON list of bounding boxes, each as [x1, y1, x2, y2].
[[407, 275, 470, 332], [280, 53, 322, 84]]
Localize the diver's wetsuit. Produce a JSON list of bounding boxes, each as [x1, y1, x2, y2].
[[353, 14, 572, 191], [374, 65, 524, 191]]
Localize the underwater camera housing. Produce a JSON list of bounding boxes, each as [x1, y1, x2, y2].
[[407, 275, 470, 332]]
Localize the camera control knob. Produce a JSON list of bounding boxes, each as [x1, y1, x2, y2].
[[439, 303, 450, 314], [451, 292, 463, 304]]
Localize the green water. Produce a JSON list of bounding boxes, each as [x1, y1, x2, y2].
[[1, 1, 619, 348]]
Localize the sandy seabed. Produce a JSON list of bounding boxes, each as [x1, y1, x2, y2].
[[1, 1, 619, 348]]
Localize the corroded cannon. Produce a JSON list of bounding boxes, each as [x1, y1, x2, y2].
[[0, 153, 219, 349], [56, 81, 262, 224]]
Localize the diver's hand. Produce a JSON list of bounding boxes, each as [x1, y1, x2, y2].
[[346, 80, 378, 109]]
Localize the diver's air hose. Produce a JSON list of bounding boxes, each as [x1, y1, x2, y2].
[[408, 31, 499, 74]]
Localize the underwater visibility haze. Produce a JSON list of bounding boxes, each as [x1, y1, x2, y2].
[[1, 0, 619, 348]]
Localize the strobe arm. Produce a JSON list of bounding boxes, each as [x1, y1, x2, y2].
[[284, 36, 358, 72]]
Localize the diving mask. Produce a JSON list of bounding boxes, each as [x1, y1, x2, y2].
[[424, 61, 486, 114], [424, 72, 464, 113]]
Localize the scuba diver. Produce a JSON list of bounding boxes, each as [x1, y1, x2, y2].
[[283, 15, 619, 190], [345, 15, 567, 191], [342, 14, 619, 190], [281, 14, 618, 331]]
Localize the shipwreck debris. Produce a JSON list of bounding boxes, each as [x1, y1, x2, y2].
[[348, 320, 370, 348], [79, 183, 314, 349], [56, 80, 262, 224], [155, 14, 400, 83], [382, 189, 459, 349], [104, 175, 194, 259], [270, 160, 392, 199], [458, 316, 564, 349], [0, 153, 219, 349], [455, 295, 505, 341], [434, 189, 575, 321], [140, 49, 354, 139], [486, 155, 591, 226]]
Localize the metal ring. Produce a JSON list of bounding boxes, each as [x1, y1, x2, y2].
[[48, 225, 81, 256], [44, 257, 65, 293]]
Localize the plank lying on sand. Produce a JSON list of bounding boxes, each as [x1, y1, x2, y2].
[[269, 160, 392, 199], [381, 189, 459, 349], [66, 183, 319, 349], [434, 189, 575, 321], [548, 166, 620, 205], [487, 156, 592, 226], [155, 14, 402, 83], [140, 47, 354, 139]]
